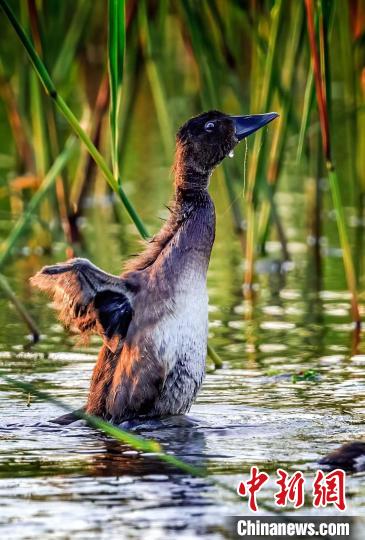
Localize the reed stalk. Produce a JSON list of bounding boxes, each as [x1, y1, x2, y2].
[[296, 67, 315, 164], [305, 0, 360, 326], [0, 137, 78, 270], [257, 0, 304, 254], [181, 0, 246, 250], [244, 0, 284, 291], [0, 63, 33, 172], [139, 0, 174, 160], [27, 3, 65, 251], [26, 0, 76, 250], [108, 0, 125, 181], [52, 0, 90, 83], [337, 1, 357, 202], [0, 0, 148, 240], [0, 374, 206, 476], [30, 71, 48, 176], [0, 274, 39, 342], [0, 0, 224, 368], [70, 74, 110, 224], [207, 343, 223, 369]]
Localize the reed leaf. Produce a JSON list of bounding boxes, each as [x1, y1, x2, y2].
[[139, 0, 174, 159], [1, 374, 240, 495], [0, 137, 77, 270], [0, 0, 224, 369], [52, 0, 90, 83], [257, 0, 304, 254], [336, 0, 357, 202], [0, 274, 39, 341], [244, 0, 284, 290], [0, 374, 209, 478], [0, 60, 33, 171], [247, 0, 284, 201], [296, 5, 335, 165], [30, 71, 48, 176], [305, 0, 360, 325], [0, 0, 148, 239], [207, 343, 223, 369], [108, 0, 125, 180], [181, 0, 245, 247], [296, 67, 314, 164]]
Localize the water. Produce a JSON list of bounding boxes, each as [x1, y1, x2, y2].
[[1, 155, 365, 538]]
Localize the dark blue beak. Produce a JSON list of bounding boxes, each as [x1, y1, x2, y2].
[[231, 112, 279, 141]]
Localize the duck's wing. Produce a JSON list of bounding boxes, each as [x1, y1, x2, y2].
[[30, 258, 133, 352]]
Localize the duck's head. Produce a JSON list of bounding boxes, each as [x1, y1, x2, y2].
[[174, 110, 279, 190]]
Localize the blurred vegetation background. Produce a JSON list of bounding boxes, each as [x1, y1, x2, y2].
[[1, 0, 365, 335]]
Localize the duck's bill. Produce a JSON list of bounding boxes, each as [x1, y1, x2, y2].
[[231, 112, 279, 141]]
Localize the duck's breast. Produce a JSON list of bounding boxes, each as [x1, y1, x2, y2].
[[154, 265, 208, 370], [150, 264, 209, 414]]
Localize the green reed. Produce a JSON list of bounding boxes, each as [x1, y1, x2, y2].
[[108, 0, 125, 181], [257, 0, 304, 256], [244, 0, 284, 290], [305, 0, 360, 325], [0, 0, 224, 368], [0, 137, 77, 269], [0, 274, 39, 340], [0, 0, 364, 344], [0, 0, 148, 239], [181, 0, 246, 249], [139, 0, 174, 160]]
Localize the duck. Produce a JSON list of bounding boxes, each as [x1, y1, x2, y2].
[[319, 441, 365, 472], [31, 110, 278, 425]]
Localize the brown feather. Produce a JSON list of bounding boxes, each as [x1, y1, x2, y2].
[[30, 258, 131, 351]]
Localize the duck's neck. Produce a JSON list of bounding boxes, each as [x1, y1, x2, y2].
[[173, 145, 211, 193], [122, 149, 214, 275]]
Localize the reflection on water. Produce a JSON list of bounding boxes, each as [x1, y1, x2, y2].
[[1, 181, 365, 538]]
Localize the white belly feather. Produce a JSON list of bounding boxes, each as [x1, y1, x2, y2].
[[152, 269, 208, 378]]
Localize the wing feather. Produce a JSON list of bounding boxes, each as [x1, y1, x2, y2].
[[30, 258, 133, 351]]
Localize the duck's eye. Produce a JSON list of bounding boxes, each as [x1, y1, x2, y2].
[[204, 121, 215, 132]]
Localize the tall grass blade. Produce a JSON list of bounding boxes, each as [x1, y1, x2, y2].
[[207, 343, 223, 369], [257, 0, 304, 254], [305, 0, 360, 326], [0, 0, 148, 239], [139, 0, 174, 159], [244, 0, 284, 290], [181, 0, 245, 248], [296, 67, 314, 164], [108, 0, 125, 180], [30, 71, 48, 176], [70, 74, 110, 221], [0, 0, 223, 368], [0, 137, 77, 269], [0, 62, 33, 171], [0, 274, 39, 341], [52, 0, 90, 83], [336, 0, 357, 202]]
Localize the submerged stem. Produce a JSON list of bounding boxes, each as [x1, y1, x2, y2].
[[0, 274, 39, 342]]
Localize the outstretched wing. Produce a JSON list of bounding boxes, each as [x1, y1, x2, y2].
[[30, 258, 133, 352]]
